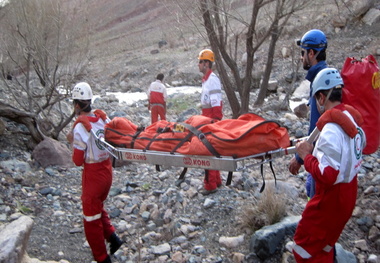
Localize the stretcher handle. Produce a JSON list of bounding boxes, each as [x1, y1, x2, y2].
[[275, 127, 321, 157], [306, 127, 320, 144]]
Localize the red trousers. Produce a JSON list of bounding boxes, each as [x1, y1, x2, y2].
[[151, 105, 166, 124], [204, 170, 222, 190], [82, 159, 115, 262], [293, 177, 357, 262]]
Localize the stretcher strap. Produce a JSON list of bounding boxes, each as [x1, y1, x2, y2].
[[204, 170, 209, 182], [259, 158, 276, 193], [180, 123, 221, 158], [179, 167, 188, 180], [112, 156, 116, 168], [175, 167, 188, 187], [170, 123, 209, 154], [170, 128, 195, 154], [226, 171, 233, 186], [144, 124, 170, 151], [260, 162, 265, 192], [131, 127, 144, 149]]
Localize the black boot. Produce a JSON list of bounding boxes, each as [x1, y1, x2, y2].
[[109, 232, 123, 255], [98, 255, 111, 263]]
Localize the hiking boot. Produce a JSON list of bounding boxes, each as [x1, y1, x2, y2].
[[98, 255, 111, 263], [200, 188, 217, 195], [109, 232, 123, 255]]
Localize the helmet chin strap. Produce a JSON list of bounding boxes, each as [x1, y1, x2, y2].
[[74, 108, 81, 116], [74, 101, 91, 115], [305, 50, 320, 69], [317, 88, 333, 114]]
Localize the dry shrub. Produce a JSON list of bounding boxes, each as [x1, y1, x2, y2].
[[239, 185, 288, 232]]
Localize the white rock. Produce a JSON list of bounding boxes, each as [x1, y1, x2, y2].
[[292, 80, 310, 99], [352, 206, 362, 217], [180, 224, 195, 235], [285, 241, 294, 252], [354, 239, 369, 251], [231, 252, 245, 263], [218, 234, 245, 248], [186, 187, 198, 198], [281, 47, 290, 58], [171, 251, 185, 263], [367, 254, 378, 263], [53, 211, 65, 217], [163, 208, 173, 223], [151, 243, 171, 255], [364, 185, 375, 195], [363, 8, 380, 25], [284, 113, 298, 121], [203, 198, 216, 209], [267, 79, 278, 91]]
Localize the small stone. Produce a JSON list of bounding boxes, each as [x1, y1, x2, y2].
[[219, 234, 245, 248], [172, 251, 185, 263], [368, 226, 380, 241], [354, 239, 369, 251], [203, 198, 216, 209], [231, 252, 245, 263], [367, 254, 378, 263], [69, 227, 82, 234], [151, 243, 171, 255]]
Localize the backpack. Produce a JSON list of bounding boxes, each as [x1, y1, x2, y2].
[[341, 54, 380, 154]]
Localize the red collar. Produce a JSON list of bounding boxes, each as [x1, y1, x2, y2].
[[87, 115, 100, 122], [202, 69, 213, 82], [333, 104, 346, 111]]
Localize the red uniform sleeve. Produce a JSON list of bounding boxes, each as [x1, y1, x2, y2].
[[72, 148, 85, 166], [304, 154, 339, 186]]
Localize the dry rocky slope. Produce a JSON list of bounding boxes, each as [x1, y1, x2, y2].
[[0, 0, 380, 263]]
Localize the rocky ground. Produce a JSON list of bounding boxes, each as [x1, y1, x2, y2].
[[0, 1, 380, 263], [1, 86, 380, 263]]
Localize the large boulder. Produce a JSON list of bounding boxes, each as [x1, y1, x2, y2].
[[32, 138, 74, 168], [0, 215, 33, 263], [0, 215, 67, 263], [249, 216, 301, 260]]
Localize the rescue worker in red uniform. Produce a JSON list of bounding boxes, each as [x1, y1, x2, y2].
[[66, 82, 123, 263], [292, 68, 366, 262], [198, 49, 223, 195], [147, 73, 167, 124]]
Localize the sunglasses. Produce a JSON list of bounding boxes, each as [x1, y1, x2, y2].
[[199, 60, 206, 64], [301, 50, 306, 57]]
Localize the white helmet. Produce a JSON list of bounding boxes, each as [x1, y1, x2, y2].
[[72, 82, 93, 100], [312, 68, 343, 97]]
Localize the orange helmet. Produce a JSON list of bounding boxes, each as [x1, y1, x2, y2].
[[198, 49, 215, 62]]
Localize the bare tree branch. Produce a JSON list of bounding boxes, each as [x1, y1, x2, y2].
[[196, 0, 313, 115], [0, 0, 91, 143]]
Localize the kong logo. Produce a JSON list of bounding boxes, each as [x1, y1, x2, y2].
[[125, 152, 147, 161], [183, 157, 211, 167]]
